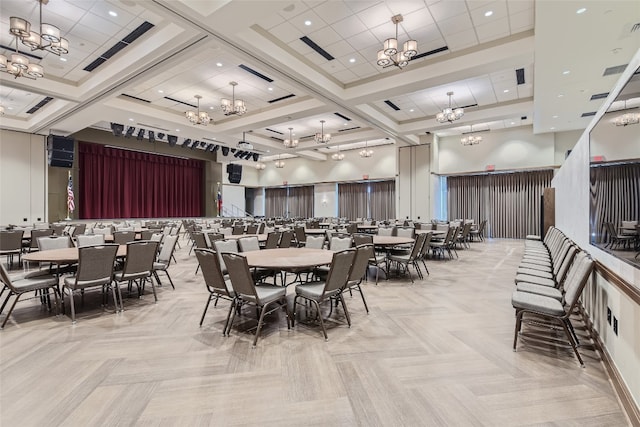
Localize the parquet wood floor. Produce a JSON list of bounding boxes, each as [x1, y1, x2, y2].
[[0, 238, 630, 426]]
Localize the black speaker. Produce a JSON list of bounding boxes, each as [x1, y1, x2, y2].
[[226, 163, 242, 184], [47, 135, 75, 168]]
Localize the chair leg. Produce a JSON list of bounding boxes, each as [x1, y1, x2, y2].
[[223, 299, 235, 336], [513, 310, 523, 350], [253, 301, 273, 347], [227, 299, 239, 336], [68, 290, 77, 324], [200, 294, 213, 327], [164, 271, 175, 290], [147, 277, 158, 303], [291, 295, 299, 327], [311, 299, 328, 340], [356, 285, 369, 314], [561, 319, 584, 367], [0, 293, 21, 329], [337, 294, 351, 327], [111, 284, 120, 313], [282, 298, 291, 329]]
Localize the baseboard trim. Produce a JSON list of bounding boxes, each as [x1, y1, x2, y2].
[[581, 304, 640, 426]]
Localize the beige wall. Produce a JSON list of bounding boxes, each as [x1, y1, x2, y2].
[[0, 130, 47, 225], [552, 53, 640, 409]]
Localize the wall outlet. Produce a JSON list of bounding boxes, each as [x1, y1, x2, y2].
[[607, 307, 612, 325], [613, 317, 618, 336], [23, 218, 27, 222]]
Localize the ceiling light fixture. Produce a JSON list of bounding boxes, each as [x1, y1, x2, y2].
[[461, 124, 483, 146], [376, 14, 418, 70], [613, 101, 640, 126], [436, 91, 464, 123], [331, 146, 345, 161], [221, 81, 246, 116], [237, 131, 254, 150], [314, 120, 331, 144], [255, 162, 266, 170], [284, 127, 298, 148], [185, 95, 211, 125], [359, 140, 373, 158], [274, 154, 285, 168], [0, 105, 5, 115]]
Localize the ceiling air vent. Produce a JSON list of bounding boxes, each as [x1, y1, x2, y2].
[[384, 100, 400, 111], [268, 94, 295, 103], [26, 96, 53, 114], [239, 64, 274, 82], [83, 21, 154, 72], [590, 92, 609, 101], [163, 96, 196, 108], [516, 68, 525, 85], [266, 128, 284, 135], [300, 36, 334, 61], [122, 94, 151, 103], [581, 111, 597, 117], [411, 46, 448, 61], [603, 64, 627, 76], [334, 112, 351, 121], [338, 126, 361, 132]]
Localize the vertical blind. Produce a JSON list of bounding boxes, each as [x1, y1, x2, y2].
[[448, 169, 553, 238], [590, 162, 640, 244], [78, 142, 204, 219]]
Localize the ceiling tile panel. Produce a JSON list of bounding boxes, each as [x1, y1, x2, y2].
[[270, 21, 305, 43], [401, 7, 436, 31], [428, 0, 469, 22], [438, 13, 475, 37], [443, 29, 479, 51], [355, 3, 394, 28], [312, 1, 358, 24], [306, 26, 343, 47], [331, 15, 368, 39]]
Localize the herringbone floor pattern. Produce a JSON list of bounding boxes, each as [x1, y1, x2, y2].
[[0, 238, 630, 426]]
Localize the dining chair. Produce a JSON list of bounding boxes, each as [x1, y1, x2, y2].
[[388, 232, 428, 282], [152, 234, 179, 289], [222, 252, 291, 347], [113, 231, 136, 245], [294, 226, 307, 247], [238, 236, 261, 252], [344, 244, 373, 313], [246, 224, 259, 234], [264, 231, 281, 249], [0, 263, 60, 329], [213, 240, 239, 275], [416, 232, 432, 275], [76, 234, 105, 248], [305, 235, 325, 249], [0, 230, 24, 268], [62, 244, 119, 323], [195, 248, 235, 332], [192, 232, 209, 273], [26, 228, 54, 252], [279, 230, 294, 248], [292, 248, 356, 340], [113, 240, 159, 307], [329, 236, 352, 251]]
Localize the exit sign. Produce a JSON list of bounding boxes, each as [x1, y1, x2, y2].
[[363, 174, 369, 180], [283, 181, 288, 185], [485, 165, 495, 171]]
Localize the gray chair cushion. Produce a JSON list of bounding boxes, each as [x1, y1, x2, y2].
[[516, 283, 563, 300], [295, 282, 339, 299], [251, 285, 286, 304], [516, 268, 553, 279], [515, 275, 556, 287], [511, 290, 565, 316], [12, 275, 58, 292]]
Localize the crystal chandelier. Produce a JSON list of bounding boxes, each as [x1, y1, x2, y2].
[[461, 125, 482, 146], [436, 92, 464, 123], [255, 162, 266, 170], [185, 95, 211, 125], [274, 155, 285, 168], [284, 128, 298, 148], [359, 141, 373, 158], [376, 14, 418, 70], [331, 146, 344, 161], [314, 120, 331, 143], [221, 81, 246, 116]]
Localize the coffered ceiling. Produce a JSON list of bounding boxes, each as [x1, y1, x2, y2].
[[1, 0, 638, 163]]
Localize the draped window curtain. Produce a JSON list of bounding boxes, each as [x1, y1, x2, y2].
[[78, 142, 204, 219], [369, 180, 396, 221], [338, 182, 368, 220], [288, 186, 314, 218], [265, 187, 288, 218], [590, 162, 640, 244], [447, 169, 553, 238]]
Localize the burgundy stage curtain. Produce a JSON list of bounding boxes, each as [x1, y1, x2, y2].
[[78, 142, 204, 219]]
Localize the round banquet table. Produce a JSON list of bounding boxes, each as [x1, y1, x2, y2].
[[224, 233, 268, 242], [304, 228, 328, 235], [23, 245, 128, 264], [242, 248, 333, 271], [372, 236, 414, 247]]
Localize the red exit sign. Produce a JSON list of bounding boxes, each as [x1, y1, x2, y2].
[[486, 165, 495, 171], [363, 174, 369, 180]]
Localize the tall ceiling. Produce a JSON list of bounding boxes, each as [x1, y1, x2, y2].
[[1, 0, 638, 163]]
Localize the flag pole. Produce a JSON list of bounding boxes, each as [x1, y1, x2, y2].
[[65, 170, 72, 220]]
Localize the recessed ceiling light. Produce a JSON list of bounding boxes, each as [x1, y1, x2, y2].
[[216, 62, 223, 67], [158, 89, 164, 93], [349, 58, 356, 63], [129, 118, 134, 121], [8, 107, 13, 110], [510, 122, 515, 125], [109, 10, 118, 17], [553, 115, 558, 118], [558, 94, 564, 98], [409, 109, 414, 112], [550, 127, 556, 130], [60, 57, 67, 62], [304, 20, 312, 26], [576, 7, 586, 14], [209, 106, 214, 110], [503, 89, 509, 93], [175, 129, 180, 132], [562, 70, 570, 75], [268, 87, 273, 91], [484, 10, 493, 17], [344, 123, 348, 126]]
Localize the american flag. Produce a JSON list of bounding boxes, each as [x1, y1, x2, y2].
[[67, 175, 75, 212]]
